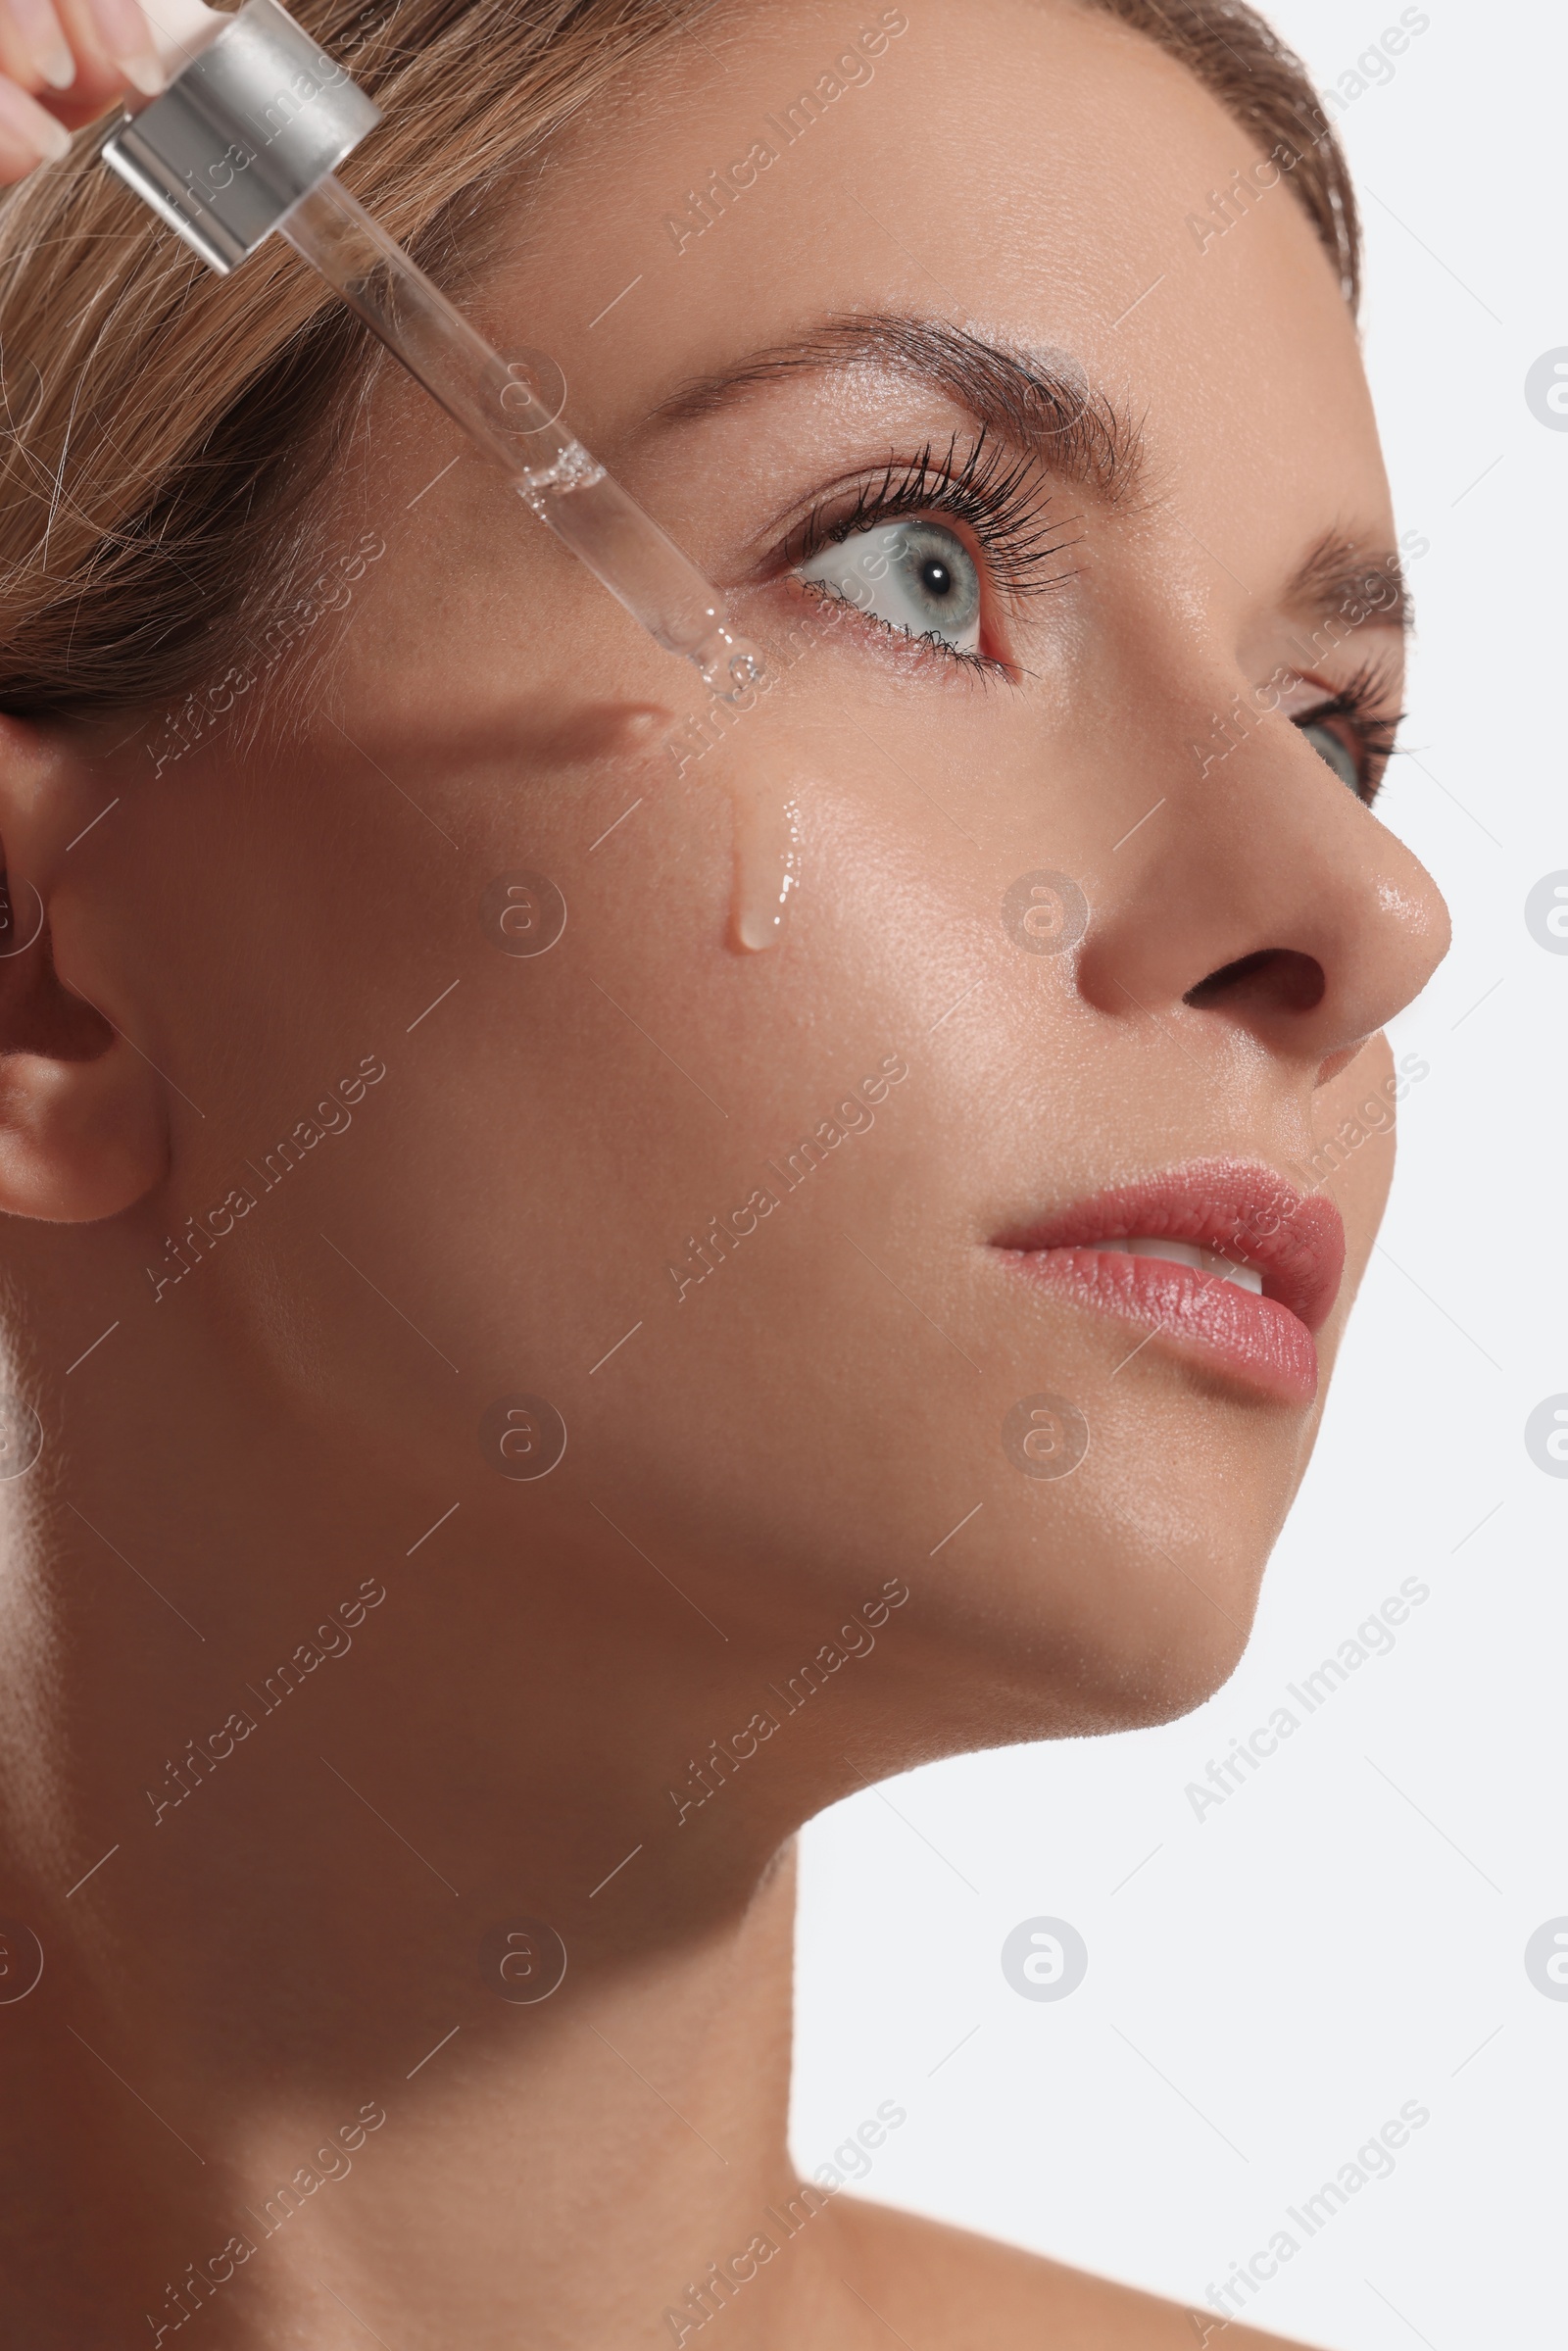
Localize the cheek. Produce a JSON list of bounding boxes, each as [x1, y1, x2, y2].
[[241, 735, 977, 1516]]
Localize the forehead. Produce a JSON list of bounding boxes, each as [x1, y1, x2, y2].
[[503, 0, 1387, 538]]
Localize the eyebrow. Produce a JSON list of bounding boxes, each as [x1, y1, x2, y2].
[[652, 313, 1144, 504], [655, 318, 1410, 647], [1284, 530, 1413, 648]]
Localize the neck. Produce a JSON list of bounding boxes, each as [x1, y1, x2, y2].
[[7, 1827, 817, 2345], [0, 1332, 910, 2347]]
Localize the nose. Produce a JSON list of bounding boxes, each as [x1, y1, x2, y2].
[[1075, 690, 1449, 1083]]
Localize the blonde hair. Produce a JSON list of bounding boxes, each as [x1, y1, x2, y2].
[[0, 0, 1358, 727]]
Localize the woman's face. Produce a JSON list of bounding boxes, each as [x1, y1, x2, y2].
[[60, 0, 1447, 1751]]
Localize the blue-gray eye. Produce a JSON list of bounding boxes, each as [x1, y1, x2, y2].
[[799, 519, 982, 655], [1298, 717, 1361, 795]]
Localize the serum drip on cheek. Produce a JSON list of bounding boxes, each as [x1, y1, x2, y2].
[[671, 699, 808, 953], [729, 777, 804, 953]]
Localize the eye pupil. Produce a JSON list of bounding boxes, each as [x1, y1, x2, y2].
[[920, 557, 954, 601]]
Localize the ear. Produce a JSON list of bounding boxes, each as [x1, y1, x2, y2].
[[0, 715, 169, 1222]]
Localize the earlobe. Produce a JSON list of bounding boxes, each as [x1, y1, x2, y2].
[[0, 716, 169, 1225]]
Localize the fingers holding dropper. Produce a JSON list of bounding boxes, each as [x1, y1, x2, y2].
[[0, 74, 72, 172], [74, 0, 164, 89], [3, 0, 77, 90], [49, 0, 167, 101], [0, 0, 167, 178]]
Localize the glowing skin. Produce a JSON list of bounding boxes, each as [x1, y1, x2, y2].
[[0, 3, 1447, 2346]]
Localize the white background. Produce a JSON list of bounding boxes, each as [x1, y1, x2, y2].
[[793, 6, 1567, 2344]]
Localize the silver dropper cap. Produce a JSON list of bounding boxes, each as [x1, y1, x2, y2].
[[102, 0, 379, 273]]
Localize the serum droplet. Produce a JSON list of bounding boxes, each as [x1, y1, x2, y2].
[[729, 782, 803, 953]]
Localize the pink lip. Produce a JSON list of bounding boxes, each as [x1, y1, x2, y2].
[[991, 1158, 1346, 1405]]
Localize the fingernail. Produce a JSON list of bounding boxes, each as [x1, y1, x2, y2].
[[85, 0, 165, 93], [35, 42, 78, 89], [119, 53, 166, 92], [7, 0, 77, 87], [0, 79, 71, 161]]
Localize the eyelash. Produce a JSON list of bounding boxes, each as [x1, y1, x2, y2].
[[783, 450, 1408, 794], [787, 428, 1078, 672], [1295, 658, 1407, 805]]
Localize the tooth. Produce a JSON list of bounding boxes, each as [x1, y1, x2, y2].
[[1127, 1237, 1205, 1270], [1199, 1248, 1264, 1296]]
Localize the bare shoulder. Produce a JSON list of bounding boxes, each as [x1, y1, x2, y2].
[[830, 2198, 1322, 2351]]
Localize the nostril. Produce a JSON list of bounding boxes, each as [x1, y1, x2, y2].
[[1184, 948, 1326, 1014]]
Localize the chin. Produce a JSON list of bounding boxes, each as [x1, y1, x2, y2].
[[891, 1519, 1274, 1767]]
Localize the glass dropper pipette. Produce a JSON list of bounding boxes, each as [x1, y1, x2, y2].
[[102, 0, 764, 702]]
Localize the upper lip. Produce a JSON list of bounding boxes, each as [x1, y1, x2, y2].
[[991, 1157, 1346, 1333]]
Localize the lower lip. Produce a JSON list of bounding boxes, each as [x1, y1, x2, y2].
[[1002, 1246, 1320, 1404]]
